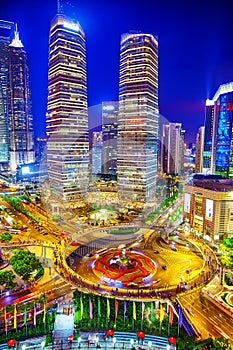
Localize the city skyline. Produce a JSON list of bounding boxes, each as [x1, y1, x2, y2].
[[1, 0, 233, 144]]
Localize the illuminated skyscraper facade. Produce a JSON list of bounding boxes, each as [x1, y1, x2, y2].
[[118, 33, 159, 207], [46, 13, 89, 202], [0, 20, 14, 166], [205, 83, 233, 177], [203, 100, 214, 173], [102, 101, 118, 175], [8, 26, 35, 171], [91, 131, 103, 175]]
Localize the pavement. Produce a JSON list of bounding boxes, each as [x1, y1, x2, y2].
[[53, 301, 74, 343]]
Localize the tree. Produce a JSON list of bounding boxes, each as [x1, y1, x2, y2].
[[0, 270, 16, 289], [10, 248, 44, 282], [0, 232, 12, 242]]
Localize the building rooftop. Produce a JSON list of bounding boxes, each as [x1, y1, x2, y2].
[[187, 176, 233, 192]]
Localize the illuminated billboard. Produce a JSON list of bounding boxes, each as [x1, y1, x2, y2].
[[206, 199, 213, 221], [184, 193, 191, 213]]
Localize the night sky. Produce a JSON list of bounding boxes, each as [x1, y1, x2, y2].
[[1, 0, 233, 144]]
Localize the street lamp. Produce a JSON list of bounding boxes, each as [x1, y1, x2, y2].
[[96, 336, 99, 348], [113, 337, 116, 349], [78, 337, 81, 349]]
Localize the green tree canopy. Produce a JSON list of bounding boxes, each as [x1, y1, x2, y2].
[[0, 232, 12, 242], [0, 270, 16, 289], [10, 248, 44, 281]]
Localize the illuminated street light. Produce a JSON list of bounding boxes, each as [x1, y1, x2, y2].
[[78, 337, 81, 349]]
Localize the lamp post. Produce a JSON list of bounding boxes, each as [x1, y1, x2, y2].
[[78, 337, 81, 349], [113, 337, 116, 349], [96, 336, 99, 348]]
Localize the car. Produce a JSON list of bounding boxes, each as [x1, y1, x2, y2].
[[71, 241, 80, 247], [171, 246, 177, 251]]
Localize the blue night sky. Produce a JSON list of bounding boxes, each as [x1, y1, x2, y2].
[[1, 0, 233, 144]]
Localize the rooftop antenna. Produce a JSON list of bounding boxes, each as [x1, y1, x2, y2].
[[57, 0, 61, 13], [9, 22, 23, 48]]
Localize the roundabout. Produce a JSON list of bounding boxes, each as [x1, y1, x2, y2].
[[61, 226, 219, 300]]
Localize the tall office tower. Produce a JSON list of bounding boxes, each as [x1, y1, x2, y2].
[[203, 99, 214, 173], [8, 25, 35, 171], [91, 131, 103, 175], [102, 101, 118, 175], [46, 9, 89, 203], [0, 20, 14, 167], [195, 126, 205, 173], [206, 83, 233, 177], [118, 32, 159, 207], [161, 123, 185, 175]]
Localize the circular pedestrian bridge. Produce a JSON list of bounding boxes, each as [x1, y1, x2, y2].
[[58, 226, 218, 301]]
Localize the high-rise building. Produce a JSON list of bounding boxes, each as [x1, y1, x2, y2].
[[203, 99, 214, 173], [102, 101, 118, 175], [161, 123, 185, 175], [91, 131, 103, 175], [8, 25, 35, 171], [46, 9, 89, 203], [195, 126, 205, 173], [0, 20, 14, 167], [118, 32, 159, 207], [205, 83, 233, 177]]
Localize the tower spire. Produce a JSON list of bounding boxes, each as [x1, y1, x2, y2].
[[57, 0, 61, 14], [9, 23, 23, 48]]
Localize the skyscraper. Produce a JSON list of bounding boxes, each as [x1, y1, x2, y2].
[[46, 9, 89, 203], [195, 126, 205, 173], [102, 101, 118, 175], [91, 131, 103, 175], [161, 122, 185, 175], [118, 32, 159, 207], [0, 20, 14, 167], [205, 83, 233, 177], [203, 99, 214, 173], [8, 25, 35, 171]]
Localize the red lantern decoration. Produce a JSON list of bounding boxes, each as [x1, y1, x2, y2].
[[7, 339, 16, 348], [168, 337, 177, 344], [137, 331, 145, 339], [106, 329, 114, 337]]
